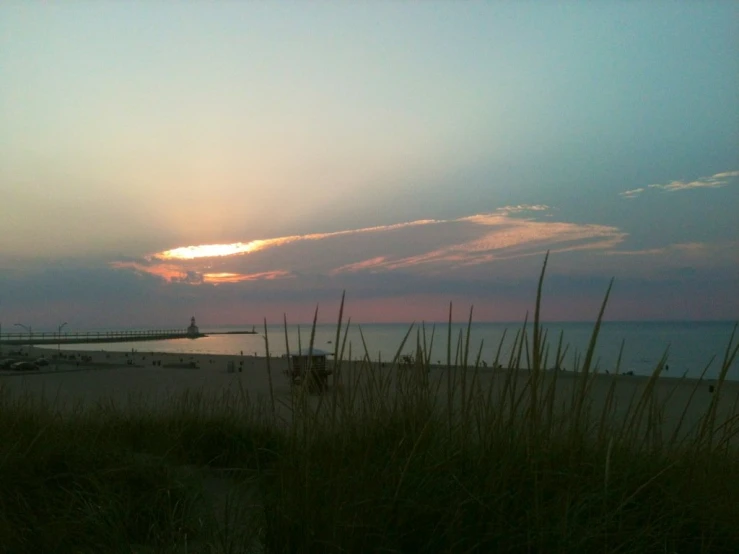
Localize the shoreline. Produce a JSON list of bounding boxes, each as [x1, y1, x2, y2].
[[0, 346, 735, 416]]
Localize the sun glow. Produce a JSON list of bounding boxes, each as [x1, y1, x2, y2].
[[157, 240, 272, 260]]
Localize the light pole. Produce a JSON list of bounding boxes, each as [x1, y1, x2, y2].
[[14, 323, 32, 356], [58, 322, 68, 365]]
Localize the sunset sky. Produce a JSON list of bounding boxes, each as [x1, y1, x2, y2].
[[1, 2, 737, 329]]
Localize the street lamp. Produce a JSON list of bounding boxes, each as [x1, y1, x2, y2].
[[14, 323, 32, 355], [58, 322, 68, 362]]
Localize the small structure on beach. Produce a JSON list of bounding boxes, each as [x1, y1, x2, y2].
[[288, 348, 333, 393], [187, 317, 200, 338]]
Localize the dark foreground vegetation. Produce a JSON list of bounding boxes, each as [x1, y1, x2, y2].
[[1, 257, 737, 553]]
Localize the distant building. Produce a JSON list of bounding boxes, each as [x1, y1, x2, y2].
[[187, 316, 200, 338]]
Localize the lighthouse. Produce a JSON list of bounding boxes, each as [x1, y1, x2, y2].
[[187, 316, 200, 338]]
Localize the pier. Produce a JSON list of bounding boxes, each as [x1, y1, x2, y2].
[[0, 329, 201, 346], [0, 317, 257, 347]]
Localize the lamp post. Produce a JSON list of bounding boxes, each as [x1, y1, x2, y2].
[[58, 322, 68, 365], [14, 323, 32, 356]]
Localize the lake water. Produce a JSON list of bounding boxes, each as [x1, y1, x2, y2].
[[41, 321, 738, 381]]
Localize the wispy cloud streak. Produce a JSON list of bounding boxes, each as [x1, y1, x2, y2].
[[331, 217, 625, 273], [111, 261, 292, 284], [156, 219, 445, 260], [620, 170, 739, 198], [604, 242, 717, 257], [620, 187, 645, 199], [205, 271, 293, 284]]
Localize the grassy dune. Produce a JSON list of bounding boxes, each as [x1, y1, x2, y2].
[[1, 257, 738, 553]]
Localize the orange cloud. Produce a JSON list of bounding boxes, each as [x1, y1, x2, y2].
[[111, 261, 291, 285], [110, 261, 193, 282], [155, 219, 445, 261], [204, 270, 292, 283]]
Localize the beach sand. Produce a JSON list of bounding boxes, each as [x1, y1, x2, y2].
[[1, 347, 737, 442], [0, 347, 294, 409]]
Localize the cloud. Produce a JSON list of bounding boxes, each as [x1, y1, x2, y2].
[[604, 242, 710, 256], [593, 241, 739, 282], [333, 218, 625, 273], [620, 187, 645, 199], [495, 204, 551, 214], [204, 271, 293, 284], [155, 219, 445, 261], [331, 257, 389, 274], [110, 261, 194, 282], [712, 171, 739, 179], [619, 170, 739, 198], [112, 205, 627, 285], [110, 261, 293, 285], [173, 271, 205, 285], [604, 242, 713, 257]]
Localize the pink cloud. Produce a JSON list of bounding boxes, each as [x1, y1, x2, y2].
[[329, 217, 625, 272], [112, 204, 627, 285]]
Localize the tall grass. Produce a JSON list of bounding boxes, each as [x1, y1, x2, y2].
[[0, 255, 738, 553]]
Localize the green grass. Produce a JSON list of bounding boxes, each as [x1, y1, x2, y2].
[[1, 255, 738, 553]]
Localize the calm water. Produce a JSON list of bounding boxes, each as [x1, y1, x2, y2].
[[43, 321, 738, 381]]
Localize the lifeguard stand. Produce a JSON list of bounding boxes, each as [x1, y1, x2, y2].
[[289, 349, 332, 393]]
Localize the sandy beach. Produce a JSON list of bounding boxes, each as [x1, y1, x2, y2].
[[0, 347, 294, 408], [1, 346, 737, 442]]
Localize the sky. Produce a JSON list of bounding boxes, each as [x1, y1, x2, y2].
[[0, 1, 737, 329]]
